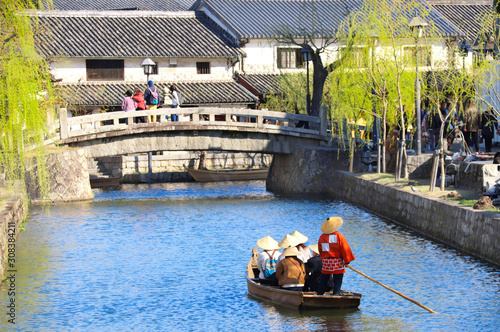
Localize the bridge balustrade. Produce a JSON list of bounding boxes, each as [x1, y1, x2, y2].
[[59, 107, 327, 141]]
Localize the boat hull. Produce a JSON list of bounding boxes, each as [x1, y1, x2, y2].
[[187, 168, 268, 182], [246, 272, 361, 310]]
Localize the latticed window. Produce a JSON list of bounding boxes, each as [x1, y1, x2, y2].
[[86, 60, 124, 81], [197, 62, 210, 74], [277, 48, 304, 69]]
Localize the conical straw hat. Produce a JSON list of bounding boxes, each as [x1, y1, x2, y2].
[[256, 235, 279, 250], [321, 217, 343, 234], [280, 246, 301, 258], [308, 244, 319, 255], [278, 234, 300, 248], [291, 230, 308, 244]]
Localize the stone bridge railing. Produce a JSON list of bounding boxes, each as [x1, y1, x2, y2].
[[59, 107, 327, 141]]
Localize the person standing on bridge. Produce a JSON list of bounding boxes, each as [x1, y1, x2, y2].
[[132, 88, 146, 123], [169, 84, 181, 122], [144, 80, 161, 123], [122, 90, 137, 125], [317, 216, 355, 296]]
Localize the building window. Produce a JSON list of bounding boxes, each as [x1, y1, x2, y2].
[[86, 59, 124, 81], [277, 48, 304, 69], [197, 62, 210, 74], [403, 46, 432, 67]]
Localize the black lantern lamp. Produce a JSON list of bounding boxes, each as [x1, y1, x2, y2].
[[141, 58, 155, 82], [300, 48, 312, 115]]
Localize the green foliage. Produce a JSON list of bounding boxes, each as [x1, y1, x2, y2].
[[261, 73, 309, 113], [0, 0, 54, 203], [329, 0, 428, 151]]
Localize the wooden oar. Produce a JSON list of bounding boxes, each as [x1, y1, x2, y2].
[[347, 265, 439, 314]]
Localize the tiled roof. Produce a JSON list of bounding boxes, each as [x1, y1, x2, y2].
[[55, 81, 258, 107], [431, 4, 493, 42], [194, 0, 462, 39], [34, 11, 243, 58], [236, 73, 282, 96], [47, 0, 193, 11]]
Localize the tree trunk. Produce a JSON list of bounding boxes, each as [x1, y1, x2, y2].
[[310, 53, 328, 117]]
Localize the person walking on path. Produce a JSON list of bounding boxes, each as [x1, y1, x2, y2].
[[144, 80, 161, 122], [317, 216, 355, 296], [481, 107, 498, 153], [464, 100, 481, 152]]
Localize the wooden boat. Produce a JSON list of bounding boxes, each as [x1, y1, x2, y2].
[[187, 168, 268, 182], [245, 254, 362, 310], [89, 177, 120, 188]]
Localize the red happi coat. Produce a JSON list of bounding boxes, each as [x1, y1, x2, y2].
[[318, 232, 355, 274]]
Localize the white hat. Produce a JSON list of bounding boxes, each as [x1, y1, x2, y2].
[[308, 244, 319, 255], [291, 230, 308, 244], [278, 234, 300, 248], [280, 246, 301, 258], [321, 217, 343, 234], [256, 235, 279, 250]]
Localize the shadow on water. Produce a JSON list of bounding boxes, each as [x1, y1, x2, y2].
[[247, 294, 360, 331]]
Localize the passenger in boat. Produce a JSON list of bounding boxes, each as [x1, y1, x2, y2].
[[291, 230, 312, 262], [303, 244, 333, 292], [277, 234, 303, 264], [317, 217, 355, 296], [275, 247, 306, 291], [256, 236, 280, 285]]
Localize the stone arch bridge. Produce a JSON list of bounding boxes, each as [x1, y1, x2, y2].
[[59, 107, 329, 158]]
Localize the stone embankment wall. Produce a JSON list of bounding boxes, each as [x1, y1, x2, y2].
[[26, 149, 93, 203], [0, 192, 26, 278], [268, 146, 500, 265], [94, 151, 271, 183]]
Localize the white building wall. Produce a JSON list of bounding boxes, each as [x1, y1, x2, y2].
[[50, 57, 233, 83], [241, 38, 452, 74]]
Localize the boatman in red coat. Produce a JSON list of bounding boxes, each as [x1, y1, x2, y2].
[[317, 216, 355, 296]]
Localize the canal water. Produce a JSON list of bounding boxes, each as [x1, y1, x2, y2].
[[1, 181, 498, 331]]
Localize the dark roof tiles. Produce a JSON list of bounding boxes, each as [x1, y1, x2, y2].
[[47, 0, 193, 11], [56, 81, 257, 106], [431, 4, 493, 42], [196, 0, 462, 39], [34, 11, 243, 58], [237, 73, 282, 96]]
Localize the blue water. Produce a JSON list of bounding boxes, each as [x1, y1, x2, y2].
[[0, 181, 498, 331]]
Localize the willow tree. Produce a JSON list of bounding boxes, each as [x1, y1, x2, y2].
[[262, 73, 309, 113], [473, 8, 500, 124], [1, 0, 54, 201], [268, 1, 355, 117], [331, 0, 426, 179]]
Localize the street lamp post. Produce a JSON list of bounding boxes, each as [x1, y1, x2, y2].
[[300, 48, 312, 115], [140, 58, 155, 83], [458, 39, 472, 71], [140, 57, 155, 180], [409, 16, 428, 156]]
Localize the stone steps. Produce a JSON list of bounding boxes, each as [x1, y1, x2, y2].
[[88, 158, 114, 179]]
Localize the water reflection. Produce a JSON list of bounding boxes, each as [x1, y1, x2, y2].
[[0, 181, 498, 331]]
